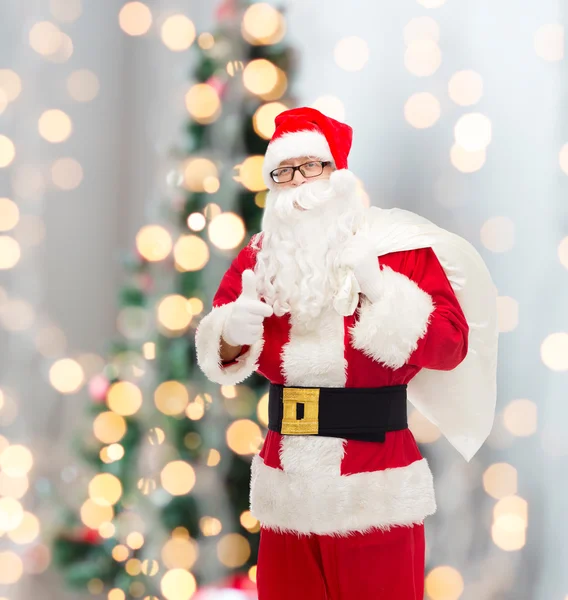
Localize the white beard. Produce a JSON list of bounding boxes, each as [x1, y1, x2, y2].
[[253, 177, 366, 331]]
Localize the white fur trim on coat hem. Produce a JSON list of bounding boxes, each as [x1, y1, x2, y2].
[[349, 267, 434, 370], [262, 130, 334, 188], [249, 455, 436, 536], [195, 303, 264, 385]]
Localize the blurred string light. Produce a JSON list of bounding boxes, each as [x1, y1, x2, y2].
[[480, 216, 515, 253], [540, 333, 568, 371], [38, 109, 73, 143], [50, 0, 82, 23], [425, 566, 464, 600], [534, 23, 564, 62], [184, 84, 221, 124], [160, 14, 196, 52], [404, 16, 440, 44], [107, 381, 143, 416], [405, 39, 442, 77], [67, 69, 100, 102], [0, 135, 16, 167], [161, 568, 197, 600], [119, 2, 152, 37], [448, 70, 483, 106], [559, 143, 568, 175], [187, 212, 206, 231], [183, 157, 218, 192], [154, 381, 189, 416], [233, 155, 266, 191], [311, 95, 346, 121], [0, 236, 21, 269], [160, 461, 196, 496], [135, 225, 173, 261], [208, 213, 246, 250], [226, 419, 263, 455], [334, 36, 370, 72], [496, 296, 519, 332], [503, 399, 537, 437], [173, 235, 209, 271], [198, 32, 215, 50], [242, 3, 286, 46], [0, 69, 23, 102], [253, 102, 287, 139], [558, 237, 568, 269], [51, 158, 83, 190], [217, 533, 251, 568], [492, 495, 528, 551], [483, 463, 518, 499], [157, 294, 193, 333], [404, 92, 441, 129]]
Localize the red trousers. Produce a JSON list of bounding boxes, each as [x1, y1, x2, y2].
[[257, 524, 425, 600]]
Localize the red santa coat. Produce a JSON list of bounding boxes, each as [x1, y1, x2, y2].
[[195, 225, 470, 536]]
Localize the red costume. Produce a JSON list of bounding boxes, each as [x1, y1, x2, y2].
[[196, 108, 497, 599]]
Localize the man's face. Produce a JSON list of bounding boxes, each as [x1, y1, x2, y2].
[[272, 156, 334, 190]]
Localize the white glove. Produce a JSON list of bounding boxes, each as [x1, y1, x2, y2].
[[339, 233, 383, 304], [222, 269, 273, 347]]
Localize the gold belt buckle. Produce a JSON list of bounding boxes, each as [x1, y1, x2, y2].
[[281, 387, 320, 435]]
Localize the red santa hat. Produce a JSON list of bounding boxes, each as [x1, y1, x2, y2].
[[262, 107, 354, 189]]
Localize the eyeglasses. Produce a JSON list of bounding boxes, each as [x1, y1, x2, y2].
[[270, 161, 331, 184]]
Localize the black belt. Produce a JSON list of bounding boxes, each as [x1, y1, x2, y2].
[[268, 384, 408, 443]]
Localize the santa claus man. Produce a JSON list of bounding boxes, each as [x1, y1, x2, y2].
[[195, 107, 498, 600]]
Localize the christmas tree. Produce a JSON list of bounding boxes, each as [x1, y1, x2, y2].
[[53, 2, 296, 597]]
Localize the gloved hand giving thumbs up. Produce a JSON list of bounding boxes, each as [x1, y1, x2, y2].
[[222, 270, 274, 347]]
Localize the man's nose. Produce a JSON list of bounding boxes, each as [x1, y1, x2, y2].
[[291, 169, 306, 186]]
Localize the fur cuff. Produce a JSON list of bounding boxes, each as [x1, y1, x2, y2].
[[195, 303, 264, 385], [349, 267, 434, 370], [250, 455, 436, 536]]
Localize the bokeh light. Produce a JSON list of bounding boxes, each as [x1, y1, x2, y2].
[[454, 113, 492, 152], [334, 36, 370, 72], [0, 497, 24, 531], [243, 59, 279, 96], [0, 551, 24, 584], [207, 449, 221, 467], [534, 23, 564, 62], [311, 95, 346, 122], [404, 92, 441, 129], [107, 381, 143, 416], [161, 15, 196, 51], [51, 158, 84, 190], [235, 155, 266, 192], [186, 396, 205, 420], [47, 32, 73, 63], [136, 225, 172, 261], [157, 294, 193, 333], [200, 516, 222, 536], [257, 393, 269, 427], [93, 412, 127, 444], [38, 109, 72, 143], [50, 0, 82, 22], [198, 32, 215, 50], [448, 70, 483, 106], [408, 409, 442, 443], [226, 419, 263, 455], [480, 216, 515, 253], [11, 165, 45, 199], [483, 463, 518, 499], [240, 510, 260, 533], [0, 298, 34, 331], [0, 135, 16, 167], [119, 2, 152, 36], [108, 589, 126, 600], [154, 381, 189, 416], [67, 69, 100, 102], [183, 158, 218, 192], [0, 69, 22, 102], [450, 144, 486, 173], [208, 212, 246, 250], [162, 537, 198, 570], [188, 297, 203, 315], [253, 102, 287, 139], [0, 445, 33, 478], [404, 40, 442, 76], [0, 236, 20, 269], [0, 471, 29, 499], [7, 511, 40, 544], [404, 16, 440, 44], [173, 235, 209, 272], [559, 144, 568, 175], [126, 532, 144, 550], [185, 84, 221, 124], [29, 21, 62, 56], [425, 565, 464, 600], [187, 212, 206, 231], [49, 358, 85, 394], [242, 3, 286, 46], [540, 332, 568, 371], [112, 545, 129, 562], [80, 499, 114, 529], [89, 473, 123, 506], [503, 399, 537, 437], [160, 568, 196, 600], [160, 461, 196, 496], [217, 533, 251, 568], [497, 296, 519, 332]]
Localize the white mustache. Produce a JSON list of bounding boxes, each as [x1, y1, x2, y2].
[[271, 179, 335, 220]]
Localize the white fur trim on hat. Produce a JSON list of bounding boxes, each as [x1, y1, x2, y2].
[[263, 129, 334, 188]]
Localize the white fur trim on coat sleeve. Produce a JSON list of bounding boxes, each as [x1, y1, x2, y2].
[[262, 130, 334, 188], [195, 303, 264, 385], [349, 267, 434, 370], [250, 454, 436, 536]]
